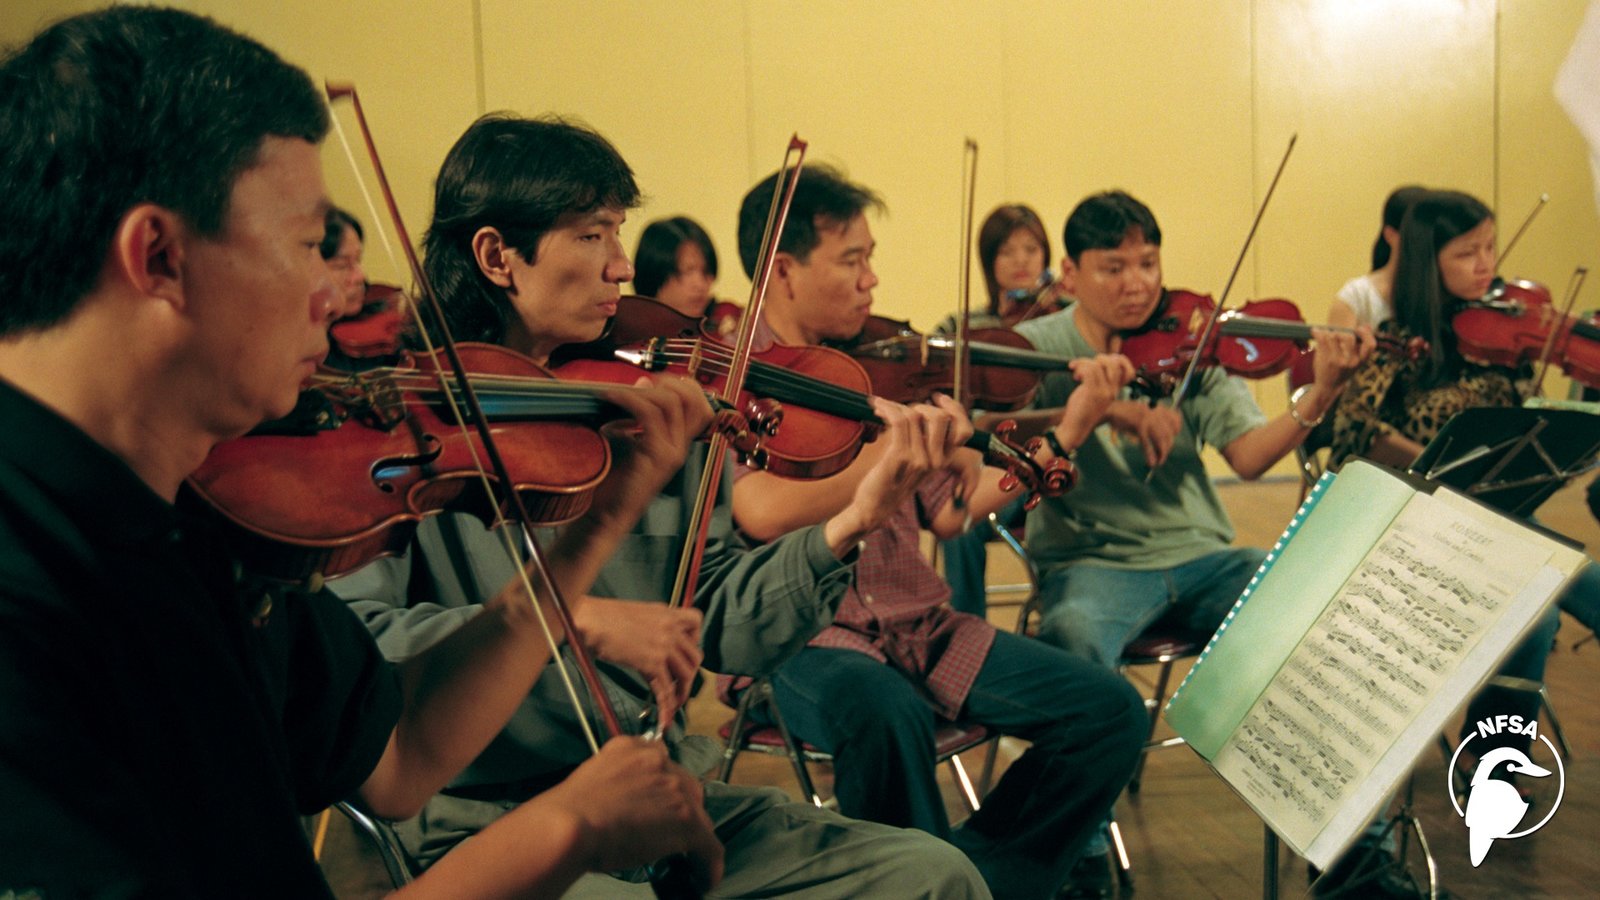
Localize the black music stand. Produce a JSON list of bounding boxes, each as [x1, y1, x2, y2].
[[1409, 406, 1600, 518]]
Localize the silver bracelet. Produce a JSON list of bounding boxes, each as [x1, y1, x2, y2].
[[1288, 385, 1326, 429]]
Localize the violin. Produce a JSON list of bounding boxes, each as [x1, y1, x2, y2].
[[552, 296, 1075, 503], [186, 342, 764, 582], [840, 314, 1048, 411], [553, 296, 875, 479], [703, 298, 744, 339], [327, 281, 408, 363], [1452, 277, 1600, 390], [998, 272, 1068, 327], [1118, 289, 1422, 397]]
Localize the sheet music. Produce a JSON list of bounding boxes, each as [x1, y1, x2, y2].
[[1212, 490, 1556, 850]]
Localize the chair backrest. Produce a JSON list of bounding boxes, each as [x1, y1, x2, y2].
[[986, 511, 1040, 610]]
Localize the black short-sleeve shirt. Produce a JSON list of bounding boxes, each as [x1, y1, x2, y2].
[[0, 378, 402, 898]]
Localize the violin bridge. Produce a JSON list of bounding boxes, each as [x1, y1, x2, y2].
[[349, 375, 407, 430]]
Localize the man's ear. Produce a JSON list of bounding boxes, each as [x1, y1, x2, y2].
[[472, 226, 516, 288], [113, 204, 186, 305], [770, 252, 796, 293], [1058, 256, 1079, 293]]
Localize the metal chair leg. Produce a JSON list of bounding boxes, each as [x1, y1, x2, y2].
[[1128, 657, 1176, 794], [947, 754, 982, 813], [1107, 818, 1134, 888], [1540, 684, 1573, 759], [763, 686, 826, 807], [717, 680, 763, 783]]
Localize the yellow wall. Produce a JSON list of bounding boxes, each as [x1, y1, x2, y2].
[[6, 0, 1599, 469]]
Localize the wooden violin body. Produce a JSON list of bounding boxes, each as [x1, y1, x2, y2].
[[840, 315, 1042, 411], [833, 316, 1076, 502], [1120, 288, 1421, 397], [1453, 278, 1600, 390], [327, 281, 408, 363], [1119, 290, 1303, 393], [553, 295, 877, 479], [554, 296, 1074, 503], [186, 344, 610, 581]]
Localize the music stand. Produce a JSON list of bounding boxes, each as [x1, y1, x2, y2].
[[1410, 406, 1600, 518], [1296, 405, 1600, 899], [1286, 407, 1599, 900]]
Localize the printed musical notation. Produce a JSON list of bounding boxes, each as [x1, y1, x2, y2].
[[1214, 488, 1557, 850]]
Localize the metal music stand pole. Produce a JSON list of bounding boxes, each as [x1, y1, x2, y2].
[[1264, 827, 1279, 900]]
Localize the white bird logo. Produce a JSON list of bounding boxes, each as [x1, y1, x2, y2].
[[1464, 747, 1552, 866]]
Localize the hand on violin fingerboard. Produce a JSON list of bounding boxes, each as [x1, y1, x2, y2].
[[1307, 325, 1376, 398], [591, 376, 716, 521], [1057, 354, 1138, 448]]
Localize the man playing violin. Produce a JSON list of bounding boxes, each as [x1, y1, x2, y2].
[[329, 113, 990, 898], [729, 165, 1149, 900], [0, 8, 728, 898], [1006, 189, 1372, 888]]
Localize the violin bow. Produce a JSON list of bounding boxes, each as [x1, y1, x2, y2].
[[1533, 266, 1590, 394], [328, 84, 706, 897], [952, 138, 978, 413], [325, 83, 628, 745], [663, 136, 808, 621], [1496, 192, 1550, 269], [1166, 134, 1297, 412], [948, 138, 982, 517]]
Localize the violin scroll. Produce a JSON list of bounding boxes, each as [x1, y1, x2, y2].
[[981, 419, 1077, 509]]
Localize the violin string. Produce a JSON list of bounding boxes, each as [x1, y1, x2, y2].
[[654, 351, 879, 421], [653, 341, 879, 414]]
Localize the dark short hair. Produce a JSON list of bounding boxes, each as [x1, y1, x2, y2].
[[1062, 190, 1162, 262], [0, 6, 327, 335], [320, 207, 365, 261], [1370, 185, 1429, 270], [422, 113, 640, 343], [737, 164, 883, 278], [977, 204, 1052, 312], [1392, 189, 1494, 385], [633, 216, 717, 298]]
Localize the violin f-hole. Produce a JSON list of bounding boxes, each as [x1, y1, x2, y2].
[[370, 433, 444, 493]]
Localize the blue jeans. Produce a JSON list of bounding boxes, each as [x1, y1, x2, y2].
[[769, 632, 1146, 900], [1033, 547, 1263, 856], [1034, 548, 1266, 671]]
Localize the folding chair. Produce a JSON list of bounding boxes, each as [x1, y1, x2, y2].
[[717, 677, 995, 814]]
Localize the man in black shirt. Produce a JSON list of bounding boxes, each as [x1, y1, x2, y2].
[[0, 7, 720, 897]]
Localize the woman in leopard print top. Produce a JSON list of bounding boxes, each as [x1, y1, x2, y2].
[[1328, 190, 1520, 467]]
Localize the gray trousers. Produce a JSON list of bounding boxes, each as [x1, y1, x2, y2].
[[398, 781, 991, 899]]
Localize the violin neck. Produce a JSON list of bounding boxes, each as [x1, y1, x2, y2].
[[922, 335, 1071, 372], [963, 428, 1021, 465], [614, 341, 884, 426], [744, 359, 881, 423], [1571, 317, 1600, 345], [1216, 313, 1318, 342]]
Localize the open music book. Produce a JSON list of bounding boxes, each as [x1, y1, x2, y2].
[[1164, 459, 1587, 869]]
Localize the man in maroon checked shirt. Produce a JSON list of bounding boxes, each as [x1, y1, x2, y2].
[[728, 164, 1148, 900]]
